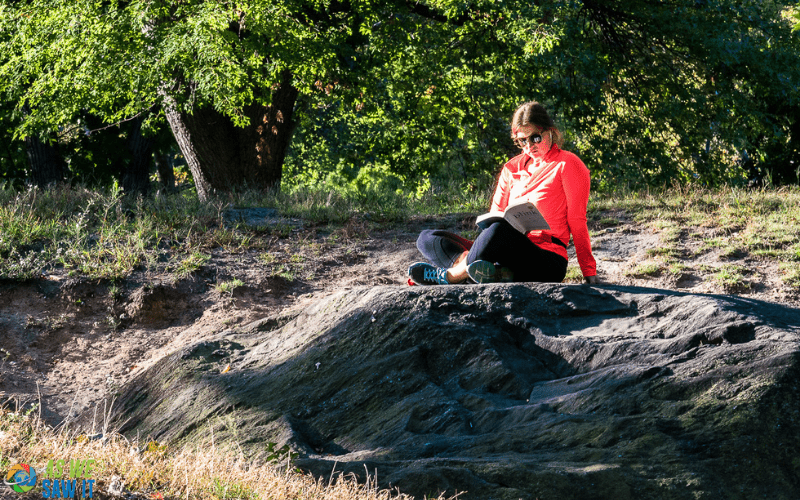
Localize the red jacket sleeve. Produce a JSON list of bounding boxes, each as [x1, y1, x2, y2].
[[562, 156, 596, 277]]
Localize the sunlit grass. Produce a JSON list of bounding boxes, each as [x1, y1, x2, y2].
[[665, 260, 688, 277], [626, 262, 663, 277], [712, 264, 751, 292], [0, 181, 490, 281], [563, 264, 584, 283], [0, 406, 445, 500], [1, 183, 798, 288], [592, 185, 800, 288], [214, 278, 245, 296]]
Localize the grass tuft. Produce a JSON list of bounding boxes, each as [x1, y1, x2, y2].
[[215, 278, 245, 296], [174, 252, 211, 278], [563, 265, 584, 283], [626, 262, 663, 277], [712, 264, 750, 292], [780, 263, 800, 289]]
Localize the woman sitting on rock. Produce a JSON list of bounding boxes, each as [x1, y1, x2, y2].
[[408, 101, 598, 285]]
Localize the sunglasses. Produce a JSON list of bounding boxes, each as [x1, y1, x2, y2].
[[514, 133, 542, 149]]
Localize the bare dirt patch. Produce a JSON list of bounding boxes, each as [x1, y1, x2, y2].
[[1, 213, 798, 427]]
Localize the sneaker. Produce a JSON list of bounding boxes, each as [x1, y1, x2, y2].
[[467, 261, 515, 284], [408, 262, 450, 285], [467, 260, 497, 283]]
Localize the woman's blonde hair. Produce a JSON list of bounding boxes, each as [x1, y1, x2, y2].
[[510, 101, 564, 148]]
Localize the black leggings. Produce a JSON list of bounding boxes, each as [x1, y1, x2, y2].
[[416, 220, 568, 283]]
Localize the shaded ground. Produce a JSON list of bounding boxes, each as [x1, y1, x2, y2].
[[1, 210, 798, 426]]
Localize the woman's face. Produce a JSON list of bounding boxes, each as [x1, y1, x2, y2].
[[514, 124, 552, 159]]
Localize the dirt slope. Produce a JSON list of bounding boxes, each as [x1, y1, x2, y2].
[[1, 213, 798, 426]]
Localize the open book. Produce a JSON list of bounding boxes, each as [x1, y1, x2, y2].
[[476, 200, 550, 233]]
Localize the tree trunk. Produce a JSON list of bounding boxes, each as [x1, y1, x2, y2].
[[165, 71, 299, 201], [123, 116, 155, 196], [154, 152, 176, 192], [22, 102, 67, 188], [25, 132, 67, 188]]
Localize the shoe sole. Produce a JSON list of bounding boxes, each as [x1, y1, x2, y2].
[[467, 261, 496, 284]]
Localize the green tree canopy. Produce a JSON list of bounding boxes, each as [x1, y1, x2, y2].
[[2, 0, 799, 195]]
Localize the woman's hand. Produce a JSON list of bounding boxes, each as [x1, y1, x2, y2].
[[584, 275, 599, 284]]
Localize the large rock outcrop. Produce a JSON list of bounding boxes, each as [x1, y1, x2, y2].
[[111, 284, 800, 499]]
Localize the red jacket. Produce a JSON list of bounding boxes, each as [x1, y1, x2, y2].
[[491, 145, 597, 277]]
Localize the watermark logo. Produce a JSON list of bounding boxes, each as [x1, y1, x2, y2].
[[4, 464, 37, 493], [4, 459, 96, 498], [41, 459, 95, 499]]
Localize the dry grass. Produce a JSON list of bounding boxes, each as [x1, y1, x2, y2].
[[0, 405, 451, 500], [591, 185, 800, 289]]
